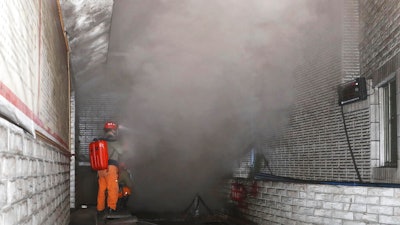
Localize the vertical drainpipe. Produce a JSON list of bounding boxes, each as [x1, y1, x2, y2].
[[37, 0, 42, 119], [57, 0, 74, 208], [56, 0, 70, 151]]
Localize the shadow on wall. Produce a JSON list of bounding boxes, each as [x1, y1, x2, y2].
[[76, 165, 98, 207]]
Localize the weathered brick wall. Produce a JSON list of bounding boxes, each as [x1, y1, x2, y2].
[[231, 180, 400, 225], [0, 118, 70, 225]]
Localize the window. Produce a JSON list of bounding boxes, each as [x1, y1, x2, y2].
[[380, 79, 397, 167]]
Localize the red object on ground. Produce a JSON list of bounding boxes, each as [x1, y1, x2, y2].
[[230, 182, 247, 202]]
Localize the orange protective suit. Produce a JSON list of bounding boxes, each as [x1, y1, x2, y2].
[[97, 165, 119, 211]]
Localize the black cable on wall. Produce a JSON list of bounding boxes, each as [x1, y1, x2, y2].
[[340, 105, 363, 183]]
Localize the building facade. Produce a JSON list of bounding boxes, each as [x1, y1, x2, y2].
[[259, 0, 370, 183], [235, 0, 400, 185], [230, 0, 400, 224], [360, 0, 400, 183]]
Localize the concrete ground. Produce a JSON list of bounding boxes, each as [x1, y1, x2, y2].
[[69, 206, 256, 225], [69, 207, 139, 225], [69, 207, 97, 225]]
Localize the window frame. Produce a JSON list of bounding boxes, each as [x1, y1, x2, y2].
[[378, 78, 398, 167]]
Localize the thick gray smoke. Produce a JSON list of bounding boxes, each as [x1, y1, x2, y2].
[[102, 0, 327, 212]]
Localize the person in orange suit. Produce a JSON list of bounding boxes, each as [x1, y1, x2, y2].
[[97, 121, 124, 215]]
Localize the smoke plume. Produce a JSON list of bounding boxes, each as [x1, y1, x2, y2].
[[101, 0, 326, 212]]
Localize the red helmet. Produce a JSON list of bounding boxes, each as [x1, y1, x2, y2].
[[104, 121, 118, 131]]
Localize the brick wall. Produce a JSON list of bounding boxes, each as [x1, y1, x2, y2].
[[230, 180, 400, 225], [342, 0, 360, 81], [77, 94, 121, 161], [74, 94, 121, 206], [359, 0, 400, 82], [254, 0, 371, 183], [70, 91, 76, 208], [0, 0, 71, 224], [226, 1, 400, 223], [0, 118, 70, 225], [248, 0, 400, 184], [359, 0, 400, 182]]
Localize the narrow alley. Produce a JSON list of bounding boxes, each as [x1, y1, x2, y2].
[[1, 1, 400, 225]]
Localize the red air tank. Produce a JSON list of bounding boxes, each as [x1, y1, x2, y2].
[[89, 139, 109, 170]]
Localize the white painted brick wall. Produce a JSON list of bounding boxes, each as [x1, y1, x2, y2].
[[70, 91, 76, 208], [0, 118, 70, 225], [0, 0, 71, 224], [228, 180, 400, 225]]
